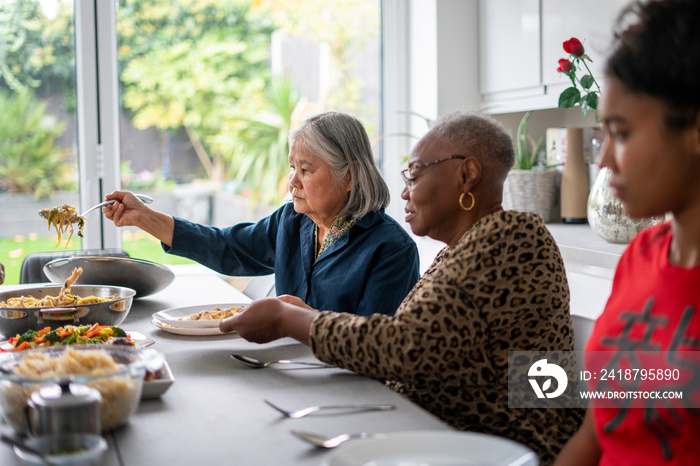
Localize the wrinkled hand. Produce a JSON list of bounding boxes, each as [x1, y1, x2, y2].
[[102, 190, 150, 227], [220, 297, 317, 345]]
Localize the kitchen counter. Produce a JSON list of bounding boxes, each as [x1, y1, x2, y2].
[[547, 223, 628, 321], [547, 223, 626, 275]]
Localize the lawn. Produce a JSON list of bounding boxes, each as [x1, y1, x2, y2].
[[0, 230, 195, 286]]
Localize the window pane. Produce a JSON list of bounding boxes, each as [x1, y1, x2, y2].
[[0, 0, 79, 285], [115, 0, 380, 257]]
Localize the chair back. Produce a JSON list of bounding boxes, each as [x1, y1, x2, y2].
[[572, 314, 596, 374], [20, 249, 130, 284], [242, 274, 276, 300]]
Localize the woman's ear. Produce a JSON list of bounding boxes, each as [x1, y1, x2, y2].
[[343, 161, 358, 192], [462, 157, 482, 190]]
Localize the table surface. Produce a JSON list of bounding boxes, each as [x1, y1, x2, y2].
[[0, 265, 450, 465]]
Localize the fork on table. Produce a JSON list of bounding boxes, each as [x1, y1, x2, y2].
[[263, 399, 396, 419]]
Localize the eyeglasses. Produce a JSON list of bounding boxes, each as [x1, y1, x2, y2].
[[400, 155, 466, 189]]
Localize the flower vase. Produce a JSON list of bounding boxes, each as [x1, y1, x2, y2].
[[560, 128, 589, 223], [586, 167, 664, 243]]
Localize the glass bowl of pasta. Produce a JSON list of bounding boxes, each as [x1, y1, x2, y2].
[[0, 345, 163, 434], [0, 285, 135, 339]]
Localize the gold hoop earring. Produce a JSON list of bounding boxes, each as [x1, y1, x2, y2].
[[459, 192, 475, 211]]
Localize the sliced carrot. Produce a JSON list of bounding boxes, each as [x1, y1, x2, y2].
[[37, 327, 51, 337], [85, 328, 103, 339], [58, 330, 73, 339], [14, 341, 32, 351], [33, 336, 44, 344]]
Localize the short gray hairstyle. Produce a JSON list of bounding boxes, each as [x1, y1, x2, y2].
[[429, 111, 515, 181], [289, 112, 390, 219]]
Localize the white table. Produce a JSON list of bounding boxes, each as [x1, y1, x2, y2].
[[1, 265, 451, 465]]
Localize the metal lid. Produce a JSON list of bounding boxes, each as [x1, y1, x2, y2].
[[30, 381, 102, 409]]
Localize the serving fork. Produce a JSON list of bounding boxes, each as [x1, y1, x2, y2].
[[264, 399, 396, 419], [79, 193, 154, 217]]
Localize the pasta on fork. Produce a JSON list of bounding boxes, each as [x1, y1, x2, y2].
[[38, 204, 85, 248]]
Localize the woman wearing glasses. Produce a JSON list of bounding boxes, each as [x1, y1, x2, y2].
[[103, 112, 419, 316], [223, 111, 581, 465]]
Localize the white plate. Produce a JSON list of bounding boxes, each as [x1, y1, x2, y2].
[[141, 360, 174, 399], [153, 303, 247, 329], [150, 318, 238, 337], [321, 431, 539, 466], [0, 330, 153, 351]]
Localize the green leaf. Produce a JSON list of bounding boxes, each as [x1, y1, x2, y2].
[[580, 75, 594, 90], [585, 92, 598, 110], [581, 103, 591, 116], [558, 87, 581, 108]]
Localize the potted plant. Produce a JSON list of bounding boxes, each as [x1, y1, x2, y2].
[[502, 111, 558, 222]]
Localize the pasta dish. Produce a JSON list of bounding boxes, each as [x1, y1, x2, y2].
[[0, 267, 116, 308], [38, 204, 85, 248], [180, 305, 245, 321]]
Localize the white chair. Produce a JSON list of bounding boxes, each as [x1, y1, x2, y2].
[[242, 274, 276, 300], [572, 314, 596, 374]]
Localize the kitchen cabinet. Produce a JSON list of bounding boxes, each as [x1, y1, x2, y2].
[[541, 0, 629, 87], [478, 0, 629, 113], [479, 0, 540, 95]]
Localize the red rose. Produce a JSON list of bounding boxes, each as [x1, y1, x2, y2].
[[563, 38, 584, 57], [557, 58, 573, 73]]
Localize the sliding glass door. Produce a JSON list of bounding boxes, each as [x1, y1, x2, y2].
[[0, 0, 381, 284]]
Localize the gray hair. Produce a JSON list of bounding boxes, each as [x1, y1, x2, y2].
[[288, 111, 390, 219], [429, 111, 515, 182]]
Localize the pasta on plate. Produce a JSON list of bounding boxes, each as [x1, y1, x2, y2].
[[179, 306, 245, 321]]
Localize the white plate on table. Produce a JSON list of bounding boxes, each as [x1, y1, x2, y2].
[[152, 303, 247, 329], [321, 431, 539, 466], [150, 318, 238, 337], [142, 360, 175, 399]]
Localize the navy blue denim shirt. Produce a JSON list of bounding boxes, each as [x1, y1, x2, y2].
[[164, 203, 419, 316]]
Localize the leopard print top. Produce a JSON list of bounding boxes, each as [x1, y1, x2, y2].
[[310, 210, 583, 465]]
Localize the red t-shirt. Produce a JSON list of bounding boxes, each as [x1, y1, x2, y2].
[[585, 222, 700, 465]]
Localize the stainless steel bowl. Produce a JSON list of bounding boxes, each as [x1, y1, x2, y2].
[[43, 256, 174, 298], [0, 285, 135, 338]]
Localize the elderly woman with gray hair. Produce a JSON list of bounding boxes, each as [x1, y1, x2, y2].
[[103, 112, 419, 316]]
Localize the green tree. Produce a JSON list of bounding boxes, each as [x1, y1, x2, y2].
[[252, 0, 379, 116], [117, 0, 275, 183], [0, 90, 74, 198], [0, 0, 74, 98], [210, 77, 317, 205]]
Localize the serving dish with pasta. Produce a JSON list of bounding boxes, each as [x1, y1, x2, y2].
[[0, 285, 135, 339], [0, 267, 116, 309]]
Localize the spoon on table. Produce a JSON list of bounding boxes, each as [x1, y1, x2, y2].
[[1, 434, 53, 466], [291, 430, 378, 448], [230, 354, 335, 369], [79, 193, 154, 217]]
